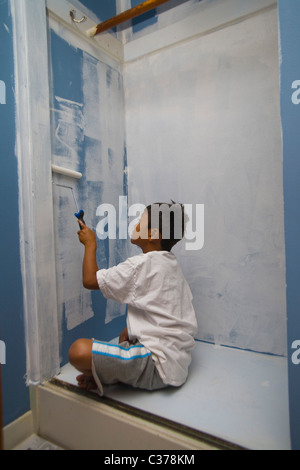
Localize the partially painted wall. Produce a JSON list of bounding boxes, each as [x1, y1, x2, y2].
[[49, 17, 127, 365], [125, 6, 287, 356], [68, 0, 116, 24], [119, 0, 206, 43], [48, 0, 288, 366], [0, 1, 30, 426], [0, 0, 292, 433]]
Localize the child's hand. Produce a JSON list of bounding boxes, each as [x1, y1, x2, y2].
[[77, 221, 97, 247]]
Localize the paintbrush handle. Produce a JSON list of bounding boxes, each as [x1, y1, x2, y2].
[[75, 210, 86, 230]]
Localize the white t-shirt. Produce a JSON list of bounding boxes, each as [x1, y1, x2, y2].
[[96, 251, 198, 387]]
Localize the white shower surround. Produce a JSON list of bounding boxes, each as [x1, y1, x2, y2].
[[124, 5, 287, 355], [12, 0, 286, 385]]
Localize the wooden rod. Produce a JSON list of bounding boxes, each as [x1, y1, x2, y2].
[[87, 0, 172, 37]]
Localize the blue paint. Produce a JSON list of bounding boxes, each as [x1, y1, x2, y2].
[[0, 4, 30, 426], [278, 0, 300, 450], [50, 27, 128, 365], [131, 0, 158, 33], [77, 0, 116, 22], [108, 148, 114, 169], [129, 0, 205, 35], [106, 66, 113, 88], [50, 32, 84, 106], [50, 31, 98, 365]]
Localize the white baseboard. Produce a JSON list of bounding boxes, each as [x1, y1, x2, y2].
[[1, 382, 223, 451], [36, 383, 218, 450], [3, 411, 34, 450]]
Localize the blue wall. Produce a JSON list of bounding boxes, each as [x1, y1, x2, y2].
[[0, 1, 30, 426], [278, 0, 300, 451], [72, 0, 116, 22], [131, 0, 158, 33], [74, 0, 158, 33], [0, 0, 299, 447]]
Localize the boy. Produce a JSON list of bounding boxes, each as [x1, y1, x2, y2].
[[69, 202, 198, 394]]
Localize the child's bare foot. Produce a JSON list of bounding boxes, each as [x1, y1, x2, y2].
[[76, 374, 97, 391]]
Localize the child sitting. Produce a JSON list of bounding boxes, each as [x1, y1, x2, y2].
[[69, 202, 198, 394]]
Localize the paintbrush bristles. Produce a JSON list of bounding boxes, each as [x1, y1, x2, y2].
[[86, 26, 97, 38]]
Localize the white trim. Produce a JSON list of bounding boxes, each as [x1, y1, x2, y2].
[[11, 0, 60, 385], [48, 0, 278, 64], [3, 411, 34, 450], [124, 0, 278, 62], [37, 383, 218, 450], [46, 0, 124, 62]]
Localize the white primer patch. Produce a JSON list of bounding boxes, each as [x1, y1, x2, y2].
[[50, 16, 127, 330], [124, 8, 287, 356]]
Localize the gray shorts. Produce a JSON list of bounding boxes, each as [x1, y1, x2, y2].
[[91, 340, 168, 396]]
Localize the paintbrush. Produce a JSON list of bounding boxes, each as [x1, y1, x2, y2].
[[53, 183, 86, 229]]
